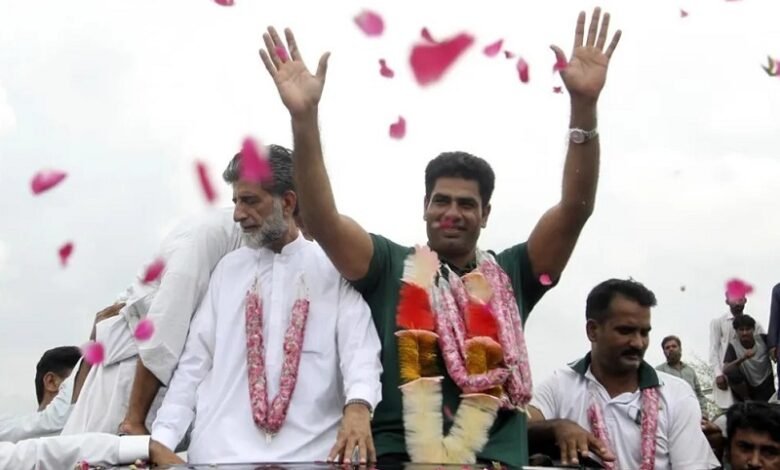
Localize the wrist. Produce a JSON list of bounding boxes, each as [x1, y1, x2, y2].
[[291, 108, 319, 126], [569, 98, 597, 129], [344, 398, 372, 416]]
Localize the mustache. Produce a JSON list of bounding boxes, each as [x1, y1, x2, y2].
[[621, 349, 644, 358]]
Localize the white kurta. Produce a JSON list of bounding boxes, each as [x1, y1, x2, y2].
[[151, 235, 383, 464], [0, 433, 148, 470], [62, 208, 242, 435], [708, 312, 766, 408], [0, 373, 74, 443]]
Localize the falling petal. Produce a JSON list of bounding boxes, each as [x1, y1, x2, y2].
[[389, 116, 406, 139], [483, 39, 503, 58], [725, 278, 754, 302], [142, 258, 165, 284], [354, 10, 384, 37], [516, 58, 530, 83], [214, 0, 234, 5], [409, 32, 474, 86], [504, 50, 515, 59], [58, 242, 74, 267], [275, 46, 289, 62], [439, 218, 456, 229], [134, 318, 155, 341], [539, 274, 553, 286], [240, 137, 272, 183], [552, 55, 568, 73], [195, 161, 217, 204], [379, 59, 395, 78], [31, 170, 67, 195], [680, 9, 689, 17], [553, 86, 563, 94], [421, 27, 436, 43], [82, 341, 105, 366], [443, 405, 454, 421]]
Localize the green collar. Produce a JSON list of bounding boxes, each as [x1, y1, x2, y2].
[[569, 352, 660, 389]]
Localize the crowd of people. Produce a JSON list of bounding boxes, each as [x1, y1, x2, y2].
[[2, 6, 779, 470]]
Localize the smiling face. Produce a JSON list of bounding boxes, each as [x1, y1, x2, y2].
[[588, 294, 652, 376], [424, 177, 490, 262]]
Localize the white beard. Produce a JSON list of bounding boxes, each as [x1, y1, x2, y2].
[[242, 199, 287, 250]]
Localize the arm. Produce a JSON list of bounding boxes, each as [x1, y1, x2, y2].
[[0, 434, 149, 470], [709, 318, 724, 377], [328, 279, 383, 464], [721, 344, 747, 376], [769, 284, 780, 353], [668, 386, 720, 468], [527, 8, 621, 280], [72, 303, 126, 403], [259, 27, 373, 281]]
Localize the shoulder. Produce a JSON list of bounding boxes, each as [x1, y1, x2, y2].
[[369, 233, 412, 257], [538, 366, 582, 390], [658, 372, 697, 402]]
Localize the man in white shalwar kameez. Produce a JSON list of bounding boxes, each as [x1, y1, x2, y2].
[[150, 146, 383, 466], [62, 207, 242, 436]]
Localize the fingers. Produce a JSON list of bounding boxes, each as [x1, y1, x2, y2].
[[572, 11, 586, 52], [358, 438, 368, 464], [565, 438, 580, 465], [263, 31, 281, 69], [343, 437, 359, 464], [586, 7, 601, 47], [605, 30, 622, 59], [588, 433, 616, 462], [285, 28, 302, 62], [259, 49, 277, 79], [595, 13, 610, 50], [367, 436, 377, 463], [327, 435, 346, 463], [316, 52, 331, 81]]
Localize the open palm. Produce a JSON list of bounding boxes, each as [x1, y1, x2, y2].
[[551, 8, 622, 102], [259, 27, 330, 117]]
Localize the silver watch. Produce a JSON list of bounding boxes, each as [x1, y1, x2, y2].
[[569, 127, 598, 144]]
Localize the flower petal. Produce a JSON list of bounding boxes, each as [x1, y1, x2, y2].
[[421, 27, 436, 43], [553, 86, 563, 94], [31, 170, 67, 195], [214, 0, 234, 5], [134, 318, 155, 342], [142, 258, 165, 284], [504, 50, 515, 59], [275, 46, 289, 62], [680, 9, 689, 17], [483, 39, 503, 58], [409, 32, 474, 86], [82, 341, 105, 366], [516, 57, 530, 83], [389, 116, 406, 139], [196, 161, 217, 204], [354, 10, 384, 37], [725, 278, 754, 301], [58, 242, 74, 267], [379, 59, 395, 78], [240, 137, 272, 183], [539, 274, 553, 286]]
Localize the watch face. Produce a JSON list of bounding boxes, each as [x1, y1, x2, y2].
[[570, 130, 585, 144]]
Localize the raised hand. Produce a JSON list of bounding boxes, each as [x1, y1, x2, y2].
[[259, 27, 330, 118], [551, 7, 622, 103]]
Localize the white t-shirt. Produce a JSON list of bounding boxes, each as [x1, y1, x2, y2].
[[530, 355, 719, 470]]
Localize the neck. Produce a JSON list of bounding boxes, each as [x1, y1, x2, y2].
[[590, 357, 639, 398], [741, 338, 756, 348], [267, 226, 300, 253], [667, 359, 682, 369], [439, 249, 477, 272]]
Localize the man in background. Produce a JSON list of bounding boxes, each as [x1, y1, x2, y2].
[[656, 335, 708, 415]]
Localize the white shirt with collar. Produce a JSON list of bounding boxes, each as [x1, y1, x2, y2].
[[0, 433, 148, 469], [0, 374, 74, 443], [151, 233, 383, 464], [530, 354, 719, 470]]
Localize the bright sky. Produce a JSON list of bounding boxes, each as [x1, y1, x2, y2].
[[0, 0, 779, 415]]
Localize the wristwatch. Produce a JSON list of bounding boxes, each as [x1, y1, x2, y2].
[[569, 127, 598, 144]]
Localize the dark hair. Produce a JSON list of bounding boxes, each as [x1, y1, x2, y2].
[[661, 335, 681, 349], [726, 401, 780, 447], [424, 151, 495, 207], [585, 278, 657, 323], [223, 144, 297, 215], [732, 314, 756, 330], [35, 346, 81, 405]]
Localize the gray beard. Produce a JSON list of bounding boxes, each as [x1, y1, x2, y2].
[[242, 199, 287, 250]]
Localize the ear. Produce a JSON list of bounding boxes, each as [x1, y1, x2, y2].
[[481, 203, 492, 228], [423, 195, 430, 221], [43, 372, 60, 393], [586, 319, 599, 343], [283, 190, 298, 218]]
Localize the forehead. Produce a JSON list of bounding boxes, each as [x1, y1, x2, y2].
[[429, 177, 481, 201], [232, 180, 272, 198], [604, 295, 652, 326], [733, 428, 780, 448]]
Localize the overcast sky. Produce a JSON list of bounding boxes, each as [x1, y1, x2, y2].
[[1, 0, 779, 414]]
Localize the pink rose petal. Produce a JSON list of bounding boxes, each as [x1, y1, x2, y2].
[[443, 405, 454, 421], [680, 9, 689, 17], [79, 461, 89, 470], [275, 46, 289, 62], [552, 56, 568, 73], [354, 10, 384, 37], [134, 318, 155, 341], [142, 258, 165, 284], [483, 39, 503, 58], [409, 32, 474, 86], [421, 27, 436, 43], [439, 218, 456, 229], [240, 137, 272, 183], [82, 341, 105, 366], [553, 86, 563, 94], [196, 161, 217, 204], [516, 57, 530, 83], [214, 0, 234, 5], [726, 278, 754, 301], [31, 170, 67, 195], [539, 274, 553, 286], [389, 116, 406, 139], [58, 242, 74, 267], [379, 59, 395, 78], [504, 50, 515, 59]]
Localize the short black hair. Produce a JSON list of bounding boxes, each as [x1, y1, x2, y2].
[[424, 151, 495, 207], [585, 278, 657, 323], [732, 314, 756, 330], [223, 144, 297, 215], [661, 335, 681, 348], [34, 346, 81, 405], [727, 401, 780, 448]]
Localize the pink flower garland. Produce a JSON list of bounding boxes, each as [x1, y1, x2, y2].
[[587, 387, 660, 470], [245, 277, 310, 436]]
